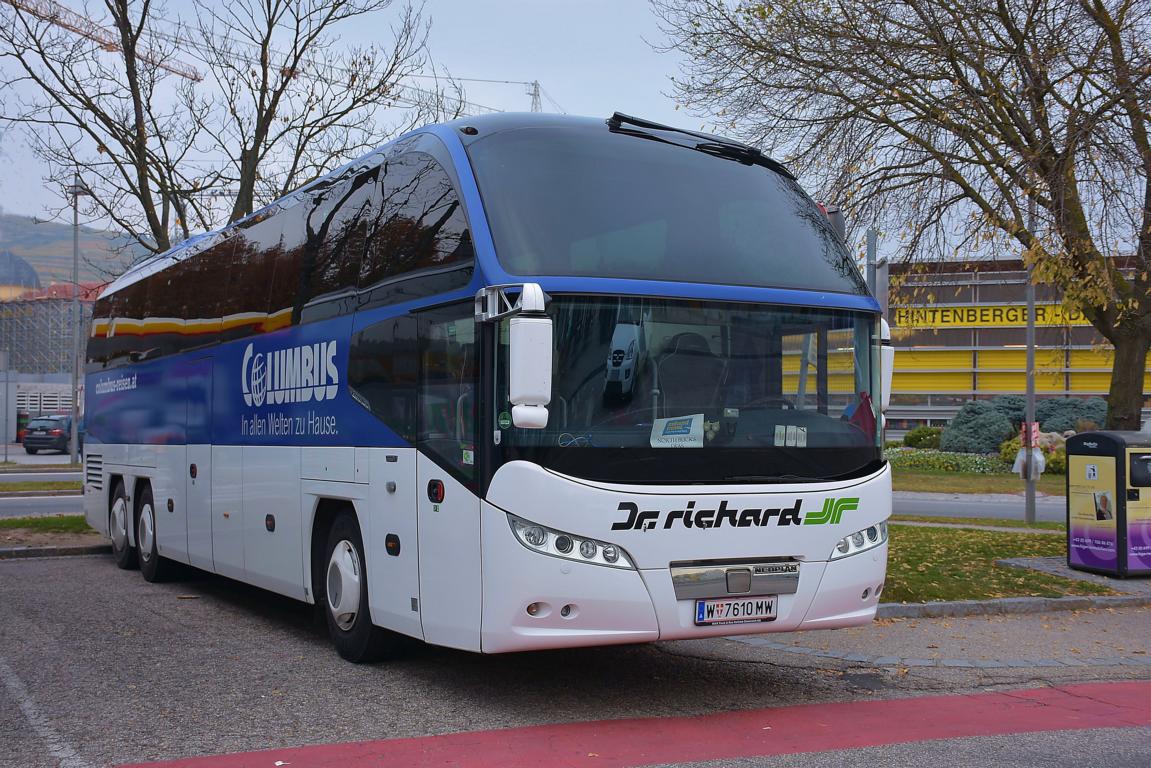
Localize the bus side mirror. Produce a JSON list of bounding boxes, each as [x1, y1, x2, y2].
[[880, 318, 893, 413], [509, 285, 552, 429]]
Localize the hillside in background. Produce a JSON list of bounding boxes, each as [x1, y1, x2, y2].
[[0, 212, 141, 287]]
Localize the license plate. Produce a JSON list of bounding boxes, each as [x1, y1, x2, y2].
[[695, 596, 777, 626]]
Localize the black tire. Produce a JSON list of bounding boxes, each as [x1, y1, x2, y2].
[[109, 480, 137, 570], [322, 512, 402, 663], [24, 447, 37, 455], [136, 484, 174, 582]]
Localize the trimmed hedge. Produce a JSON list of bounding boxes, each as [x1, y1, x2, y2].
[[887, 449, 1012, 474], [989, 394, 1027, 427], [903, 425, 942, 449], [940, 401, 1014, 454], [1036, 397, 1108, 433]]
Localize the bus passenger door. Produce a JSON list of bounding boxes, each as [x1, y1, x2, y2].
[[185, 358, 213, 571], [416, 307, 482, 651]]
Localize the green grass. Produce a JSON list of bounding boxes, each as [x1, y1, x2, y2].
[[0, 514, 92, 534], [891, 515, 1065, 531], [892, 468, 1065, 496], [0, 481, 82, 492], [0, 463, 82, 471], [883, 524, 1111, 603]]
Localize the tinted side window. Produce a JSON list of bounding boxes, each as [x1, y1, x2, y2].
[[177, 242, 225, 348], [86, 295, 115, 370], [297, 174, 375, 324], [106, 278, 150, 367], [268, 214, 304, 331], [141, 256, 212, 359], [218, 220, 278, 343], [418, 303, 478, 488], [359, 152, 474, 310], [348, 314, 418, 441]]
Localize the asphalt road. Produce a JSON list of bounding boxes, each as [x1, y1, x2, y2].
[[893, 491, 1066, 522], [0, 444, 74, 465], [2, 555, 1149, 767], [0, 495, 82, 519]]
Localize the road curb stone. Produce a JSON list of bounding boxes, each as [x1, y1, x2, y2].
[[0, 544, 110, 559], [877, 593, 1151, 618], [727, 634, 1151, 670]]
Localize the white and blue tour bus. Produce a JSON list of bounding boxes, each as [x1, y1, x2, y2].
[[83, 112, 894, 662]]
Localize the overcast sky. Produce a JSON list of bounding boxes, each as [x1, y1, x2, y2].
[[0, 0, 690, 224]]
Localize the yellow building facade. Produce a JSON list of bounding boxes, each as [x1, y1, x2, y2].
[[885, 260, 1145, 430]]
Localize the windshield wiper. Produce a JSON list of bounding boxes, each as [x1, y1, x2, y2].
[[606, 112, 796, 180], [692, 142, 796, 179], [723, 474, 823, 483]]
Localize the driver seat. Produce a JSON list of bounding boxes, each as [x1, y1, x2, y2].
[[657, 333, 724, 416]]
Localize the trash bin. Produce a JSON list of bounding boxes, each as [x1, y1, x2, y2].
[[1065, 431, 1151, 577]]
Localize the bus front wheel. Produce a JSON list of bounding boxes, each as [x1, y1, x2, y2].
[[109, 481, 137, 570], [323, 512, 402, 663], [136, 484, 174, 583]]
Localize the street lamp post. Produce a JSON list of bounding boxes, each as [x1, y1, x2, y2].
[[68, 174, 92, 466], [1024, 195, 1038, 524]]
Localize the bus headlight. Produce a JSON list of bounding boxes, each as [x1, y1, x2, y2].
[[508, 514, 635, 569], [830, 522, 888, 560]]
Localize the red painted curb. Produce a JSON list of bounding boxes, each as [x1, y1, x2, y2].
[[121, 680, 1151, 768]]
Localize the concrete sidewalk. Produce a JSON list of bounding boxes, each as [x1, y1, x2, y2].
[[720, 603, 1151, 675]]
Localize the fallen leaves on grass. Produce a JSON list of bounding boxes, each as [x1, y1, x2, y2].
[[884, 524, 1115, 604]]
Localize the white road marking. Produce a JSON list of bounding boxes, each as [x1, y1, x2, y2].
[[0, 655, 93, 768]]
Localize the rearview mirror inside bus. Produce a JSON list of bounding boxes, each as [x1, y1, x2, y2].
[[509, 304, 553, 430]]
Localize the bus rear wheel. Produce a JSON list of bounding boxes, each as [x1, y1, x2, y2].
[[323, 512, 402, 663], [136, 484, 174, 583], [109, 481, 137, 570]]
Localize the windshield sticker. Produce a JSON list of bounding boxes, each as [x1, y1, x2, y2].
[[651, 414, 704, 448], [497, 411, 512, 430]]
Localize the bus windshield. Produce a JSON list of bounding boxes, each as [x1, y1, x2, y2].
[[465, 123, 867, 295], [495, 297, 882, 485]]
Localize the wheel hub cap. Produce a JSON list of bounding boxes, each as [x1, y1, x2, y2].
[[110, 498, 127, 550], [327, 540, 361, 631], [138, 503, 154, 562]]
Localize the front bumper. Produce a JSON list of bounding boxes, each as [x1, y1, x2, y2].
[[479, 503, 888, 653]]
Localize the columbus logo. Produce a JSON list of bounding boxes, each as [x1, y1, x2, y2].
[[242, 340, 339, 407]]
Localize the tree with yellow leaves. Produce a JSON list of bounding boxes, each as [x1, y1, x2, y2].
[[655, 0, 1151, 428]]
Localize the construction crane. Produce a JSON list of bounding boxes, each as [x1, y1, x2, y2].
[[3, 0, 203, 81], [406, 74, 566, 113]]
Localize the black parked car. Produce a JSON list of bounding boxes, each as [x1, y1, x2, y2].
[[23, 415, 78, 455]]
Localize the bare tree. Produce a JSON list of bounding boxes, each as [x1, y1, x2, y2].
[[655, 0, 1151, 429], [0, 0, 452, 257], [177, 0, 433, 221], [0, 0, 215, 254]]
